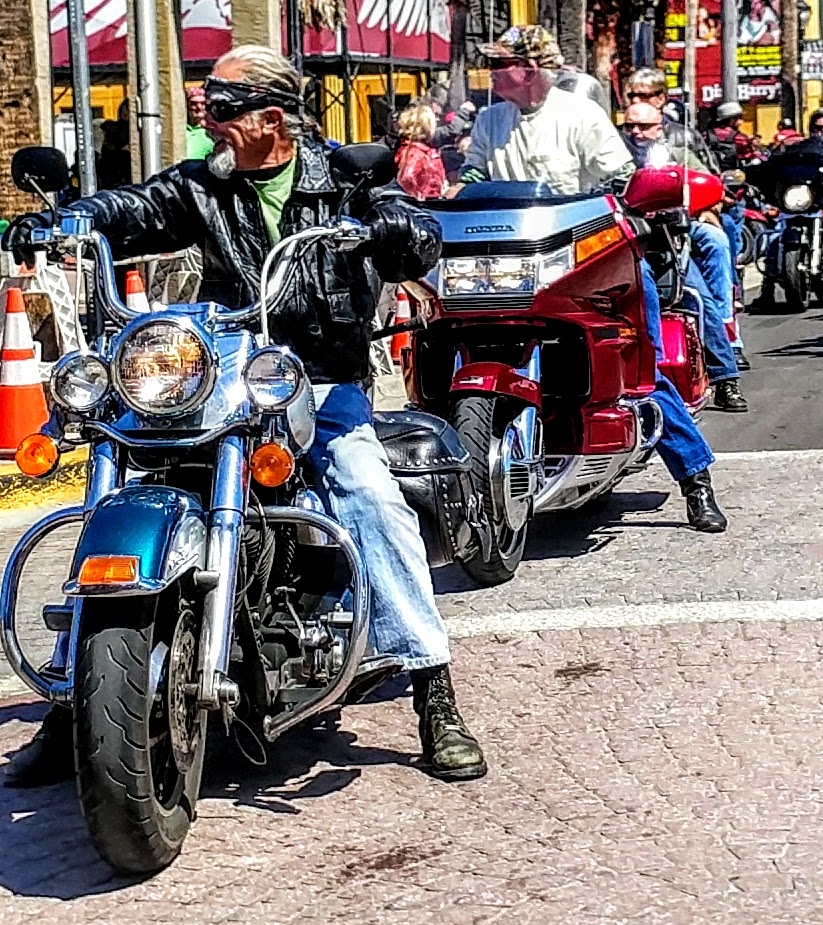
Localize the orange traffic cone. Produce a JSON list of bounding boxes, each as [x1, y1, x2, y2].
[[126, 269, 150, 313], [390, 286, 412, 363], [0, 288, 49, 457]]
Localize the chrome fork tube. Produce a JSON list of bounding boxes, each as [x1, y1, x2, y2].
[[512, 344, 542, 464], [197, 435, 248, 709]]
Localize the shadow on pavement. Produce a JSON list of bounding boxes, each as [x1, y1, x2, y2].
[[0, 697, 415, 900], [202, 707, 415, 816], [434, 489, 672, 593], [762, 334, 823, 358]]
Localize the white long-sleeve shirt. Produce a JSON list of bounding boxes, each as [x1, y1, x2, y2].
[[461, 87, 635, 194]]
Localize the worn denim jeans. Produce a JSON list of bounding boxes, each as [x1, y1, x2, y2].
[[690, 220, 744, 353], [684, 258, 739, 382], [308, 383, 451, 670], [641, 259, 715, 482]]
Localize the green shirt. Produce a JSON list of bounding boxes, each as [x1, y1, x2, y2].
[[251, 158, 297, 245], [186, 124, 214, 160]]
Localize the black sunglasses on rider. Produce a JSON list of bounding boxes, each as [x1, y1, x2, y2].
[[203, 76, 303, 124], [624, 121, 660, 131], [812, 122, 823, 134], [627, 89, 663, 101]]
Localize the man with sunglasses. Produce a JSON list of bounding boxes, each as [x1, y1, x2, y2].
[[620, 102, 748, 419], [450, 28, 728, 532], [456, 26, 635, 193], [3, 44, 488, 788]]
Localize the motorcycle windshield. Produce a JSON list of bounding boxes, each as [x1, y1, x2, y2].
[[426, 181, 604, 212], [748, 141, 823, 205]]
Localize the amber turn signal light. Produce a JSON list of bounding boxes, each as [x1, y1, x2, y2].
[[574, 225, 624, 265], [78, 555, 140, 587], [15, 433, 60, 478], [250, 442, 295, 488]]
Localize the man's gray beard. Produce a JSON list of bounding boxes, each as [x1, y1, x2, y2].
[[207, 145, 236, 180]]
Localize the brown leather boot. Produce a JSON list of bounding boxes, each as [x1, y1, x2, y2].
[[3, 705, 74, 788], [410, 665, 487, 781]]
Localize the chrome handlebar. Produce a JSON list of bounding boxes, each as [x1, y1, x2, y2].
[[33, 213, 371, 329]]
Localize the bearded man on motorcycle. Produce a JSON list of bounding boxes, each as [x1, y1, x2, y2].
[[453, 26, 727, 533], [3, 44, 487, 788]]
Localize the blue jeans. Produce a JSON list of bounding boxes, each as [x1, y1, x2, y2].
[[308, 383, 451, 669], [690, 219, 744, 353], [641, 260, 715, 482]]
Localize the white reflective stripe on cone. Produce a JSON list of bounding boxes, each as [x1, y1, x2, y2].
[[2, 314, 35, 350], [0, 359, 41, 387]]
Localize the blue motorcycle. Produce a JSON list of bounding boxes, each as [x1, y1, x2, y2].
[[0, 145, 484, 873]]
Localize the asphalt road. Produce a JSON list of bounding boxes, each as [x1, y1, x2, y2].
[[703, 278, 823, 452]]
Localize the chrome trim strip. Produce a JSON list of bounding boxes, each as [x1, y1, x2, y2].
[[85, 419, 245, 449], [0, 506, 85, 702]]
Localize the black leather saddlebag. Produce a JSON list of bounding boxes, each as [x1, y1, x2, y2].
[[373, 411, 478, 567]]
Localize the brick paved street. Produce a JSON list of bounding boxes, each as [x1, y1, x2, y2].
[[1, 447, 823, 922]]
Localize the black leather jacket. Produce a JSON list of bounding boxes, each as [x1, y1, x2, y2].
[[69, 138, 441, 383]]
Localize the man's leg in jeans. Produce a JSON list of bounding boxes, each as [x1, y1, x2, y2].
[[307, 383, 486, 780], [640, 258, 727, 532], [687, 222, 748, 411]]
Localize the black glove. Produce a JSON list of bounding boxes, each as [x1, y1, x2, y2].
[[1, 212, 50, 267], [362, 200, 442, 283]]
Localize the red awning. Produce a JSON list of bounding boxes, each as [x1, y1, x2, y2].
[[50, 0, 233, 67]]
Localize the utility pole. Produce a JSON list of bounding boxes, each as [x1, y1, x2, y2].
[[721, 0, 738, 103], [782, 0, 799, 124], [66, 0, 97, 195], [134, 0, 163, 178], [684, 0, 699, 124]]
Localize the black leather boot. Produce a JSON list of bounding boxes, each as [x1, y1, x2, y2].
[[714, 379, 748, 413], [410, 665, 487, 781], [733, 347, 751, 372], [749, 280, 776, 313], [679, 469, 728, 533], [3, 705, 74, 788]]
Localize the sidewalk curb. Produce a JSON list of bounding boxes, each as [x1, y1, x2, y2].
[[0, 448, 86, 512]]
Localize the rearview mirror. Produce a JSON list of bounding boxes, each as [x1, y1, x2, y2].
[[11, 147, 70, 195], [330, 143, 396, 190]]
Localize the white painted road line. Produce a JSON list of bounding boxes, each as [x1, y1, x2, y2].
[[446, 599, 823, 638]]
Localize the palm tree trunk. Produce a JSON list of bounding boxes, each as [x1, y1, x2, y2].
[[447, 0, 469, 109], [556, 0, 586, 68]]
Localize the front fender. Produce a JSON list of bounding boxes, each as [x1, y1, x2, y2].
[[63, 485, 207, 597], [450, 361, 542, 408]]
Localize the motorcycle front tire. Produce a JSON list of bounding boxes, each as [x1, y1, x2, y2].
[[74, 591, 206, 874], [739, 222, 757, 266], [784, 247, 811, 312], [450, 394, 528, 586]]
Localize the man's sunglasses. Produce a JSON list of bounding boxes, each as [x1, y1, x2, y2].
[[627, 90, 663, 101], [812, 123, 823, 133], [203, 76, 302, 124], [487, 57, 531, 71], [624, 121, 659, 130]]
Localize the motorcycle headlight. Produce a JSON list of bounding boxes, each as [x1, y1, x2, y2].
[[783, 184, 814, 212], [51, 352, 110, 412], [438, 247, 575, 298], [244, 346, 305, 410], [113, 319, 214, 417], [535, 245, 575, 291]]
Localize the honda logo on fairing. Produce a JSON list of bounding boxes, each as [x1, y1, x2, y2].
[[464, 224, 515, 234]]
